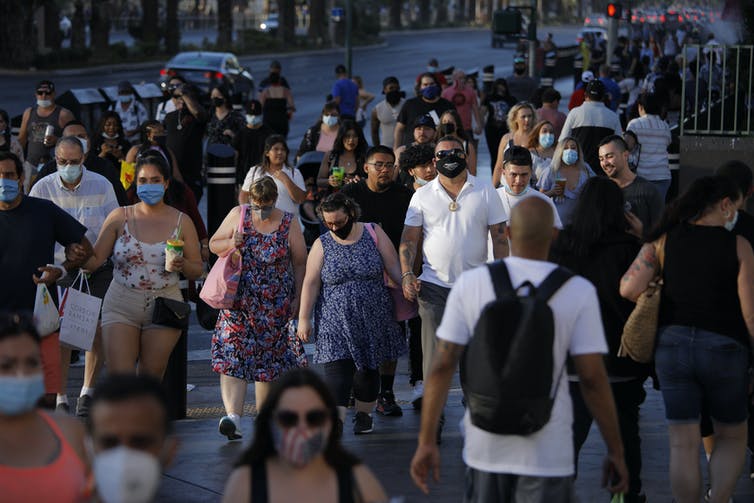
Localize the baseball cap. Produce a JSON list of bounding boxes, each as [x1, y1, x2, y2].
[[36, 80, 55, 93], [269, 60, 281, 69], [382, 76, 399, 90], [513, 56, 526, 64], [581, 71, 595, 83], [586, 79, 606, 100], [117, 80, 133, 93], [413, 114, 435, 129]]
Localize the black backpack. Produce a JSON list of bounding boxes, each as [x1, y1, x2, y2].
[[460, 261, 573, 435]]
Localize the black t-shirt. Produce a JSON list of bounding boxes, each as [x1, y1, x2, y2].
[[341, 181, 412, 251], [233, 125, 275, 185], [165, 110, 207, 183], [734, 210, 754, 248], [0, 196, 87, 310], [396, 97, 454, 146], [622, 176, 664, 237], [482, 94, 517, 132], [38, 154, 128, 206]]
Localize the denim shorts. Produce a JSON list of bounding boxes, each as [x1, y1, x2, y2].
[[655, 325, 749, 424]]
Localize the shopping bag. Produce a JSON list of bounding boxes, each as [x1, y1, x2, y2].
[[120, 160, 135, 190], [33, 283, 60, 337], [59, 271, 102, 351], [200, 205, 246, 309]]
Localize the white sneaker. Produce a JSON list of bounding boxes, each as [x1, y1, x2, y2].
[[411, 381, 424, 410], [219, 414, 242, 440]]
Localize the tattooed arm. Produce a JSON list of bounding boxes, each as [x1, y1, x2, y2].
[[619, 242, 659, 302], [399, 225, 422, 301], [490, 221, 510, 259]]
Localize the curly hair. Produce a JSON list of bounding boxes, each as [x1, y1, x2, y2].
[[399, 143, 435, 172]]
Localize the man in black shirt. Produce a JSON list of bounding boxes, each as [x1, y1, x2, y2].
[[165, 83, 208, 202], [342, 145, 413, 417], [258, 60, 291, 90], [394, 73, 453, 147], [233, 100, 274, 187], [598, 135, 663, 237]]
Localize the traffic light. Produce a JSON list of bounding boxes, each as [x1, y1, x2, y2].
[[607, 3, 622, 18]]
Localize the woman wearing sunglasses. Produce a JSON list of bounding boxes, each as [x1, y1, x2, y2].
[[221, 368, 388, 502]]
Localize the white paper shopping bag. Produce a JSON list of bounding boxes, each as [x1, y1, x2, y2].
[[59, 272, 102, 351], [33, 283, 60, 336]]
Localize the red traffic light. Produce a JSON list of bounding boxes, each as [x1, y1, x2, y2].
[[607, 3, 622, 18]]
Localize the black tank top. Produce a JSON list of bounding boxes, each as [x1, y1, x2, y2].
[[659, 222, 748, 345], [250, 461, 356, 503], [25, 106, 63, 166]]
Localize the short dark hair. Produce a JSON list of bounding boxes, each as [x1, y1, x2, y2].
[[504, 145, 532, 167], [335, 64, 347, 75], [87, 374, 171, 434], [435, 135, 464, 150], [366, 145, 395, 163], [0, 151, 23, 177], [598, 134, 628, 152], [541, 87, 561, 103], [382, 76, 399, 90], [0, 311, 40, 344], [400, 143, 435, 172], [317, 192, 362, 221], [716, 160, 753, 197], [135, 153, 171, 181], [637, 92, 661, 115]]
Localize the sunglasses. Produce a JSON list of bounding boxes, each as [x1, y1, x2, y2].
[[36, 90, 52, 96], [275, 409, 329, 428], [435, 148, 466, 160]]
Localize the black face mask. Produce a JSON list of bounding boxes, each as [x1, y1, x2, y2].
[[436, 154, 467, 178], [385, 90, 402, 106], [438, 123, 456, 136], [212, 97, 225, 107], [514, 66, 526, 75], [332, 218, 354, 240], [268, 72, 281, 84]]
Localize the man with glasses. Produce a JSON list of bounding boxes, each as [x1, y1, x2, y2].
[[17, 80, 75, 193], [399, 137, 508, 441], [30, 136, 119, 417], [342, 145, 413, 418], [0, 151, 93, 408]]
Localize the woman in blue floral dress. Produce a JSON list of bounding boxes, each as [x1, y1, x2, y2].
[[209, 177, 308, 441], [297, 193, 406, 435]]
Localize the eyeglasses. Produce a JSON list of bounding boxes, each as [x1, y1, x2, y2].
[[367, 161, 394, 171], [55, 157, 83, 166], [36, 90, 52, 96], [435, 148, 466, 160], [275, 409, 329, 428]]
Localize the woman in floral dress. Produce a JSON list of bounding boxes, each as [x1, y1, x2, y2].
[[209, 177, 308, 441], [297, 193, 406, 436]]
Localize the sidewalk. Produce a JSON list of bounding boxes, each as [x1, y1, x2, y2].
[[65, 319, 754, 502]]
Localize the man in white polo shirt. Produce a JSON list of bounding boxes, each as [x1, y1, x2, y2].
[[399, 136, 508, 426], [30, 135, 118, 417], [410, 197, 628, 501]]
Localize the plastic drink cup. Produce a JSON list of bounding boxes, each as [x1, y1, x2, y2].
[[554, 177, 566, 192], [44, 125, 55, 146], [331, 166, 345, 184], [165, 239, 184, 272]]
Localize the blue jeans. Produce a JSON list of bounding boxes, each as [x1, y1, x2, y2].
[[655, 325, 749, 424]]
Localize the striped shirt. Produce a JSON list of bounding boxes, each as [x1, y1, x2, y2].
[[29, 167, 118, 263], [627, 114, 672, 182]]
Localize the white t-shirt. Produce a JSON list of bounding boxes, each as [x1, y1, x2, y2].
[[496, 187, 562, 229], [404, 174, 508, 288], [241, 166, 306, 215], [437, 256, 607, 476]]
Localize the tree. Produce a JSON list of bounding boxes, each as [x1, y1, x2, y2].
[[277, 0, 296, 44], [165, 0, 180, 54], [434, 0, 448, 25], [419, 0, 431, 25], [389, 0, 401, 29], [0, 1, 40, 68], [71, 1, 87, 50], [90, 0, 111, 58], [43, 0, 63, 51], [217, 0, 232, 49], [308, 0, 328, 44], [141, 0, 159, 46]]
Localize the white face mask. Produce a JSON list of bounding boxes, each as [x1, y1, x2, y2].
[[77, 137, 88, 154], [37, 99, 52, 107], [724, 210, 739, 232], [415, 177, 429, 186], [245, 114, 263, 126], [93, 446, 161, 503]]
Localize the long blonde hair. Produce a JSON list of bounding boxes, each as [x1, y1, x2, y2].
[[549, 137, 588, 177], [506, 102, 536, 134]]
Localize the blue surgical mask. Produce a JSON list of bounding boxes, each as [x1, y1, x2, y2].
[[322, 115, 339, 127], [427, 66, 438, 73], [0, 178, 20, 202], [504, 183, 528, 196], [119, 94, 133, 104], [57, 164, 82, 184], [539, 133, 555, 148], [415, 177, 429, 187], [562, 148, 579, 165], [246, 114, 263, 126], [137, 183, 165, 205], [0, 374, 45, 415], [421, 85, 440, 100]]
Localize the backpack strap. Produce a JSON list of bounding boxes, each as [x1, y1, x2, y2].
[[487, 260, 514, 299], [534, 267, 573, 302]]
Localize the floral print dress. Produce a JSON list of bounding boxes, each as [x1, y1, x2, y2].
[[211, 211, 307, 382]]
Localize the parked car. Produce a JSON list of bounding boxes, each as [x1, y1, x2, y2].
[[259, 13, 279, 34], [159, 51, 254, 106]]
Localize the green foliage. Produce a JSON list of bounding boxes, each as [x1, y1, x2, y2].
[[33, 47, 92, 68], [108, 42, 129, 60]]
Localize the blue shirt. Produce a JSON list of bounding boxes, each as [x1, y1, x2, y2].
[[600, 77, 622, 112], [331, 78, 359, 117]]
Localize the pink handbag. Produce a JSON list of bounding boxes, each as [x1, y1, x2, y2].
[[365, 223, 419, 321], [200, 205, 247, 309]]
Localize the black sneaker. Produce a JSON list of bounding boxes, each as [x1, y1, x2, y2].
[[75, 395, 92, 418], [376, 391, 403, 417], [219, 416, 242, 441], [352, 412, 373, 435], [55, 402, 70, 414]]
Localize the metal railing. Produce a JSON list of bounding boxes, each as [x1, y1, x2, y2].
[[681, 44, 754, 136]]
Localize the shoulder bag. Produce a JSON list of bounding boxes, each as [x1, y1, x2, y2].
[[200, 205, 247, 309], [618, 234, 667, 363]]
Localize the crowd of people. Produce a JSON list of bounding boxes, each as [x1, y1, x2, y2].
[[0, 33, 752, 502]]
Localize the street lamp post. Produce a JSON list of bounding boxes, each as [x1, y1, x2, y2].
[[345, 0, 353, 77]]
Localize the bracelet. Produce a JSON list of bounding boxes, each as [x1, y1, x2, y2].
[[401, 271, 415, 279]]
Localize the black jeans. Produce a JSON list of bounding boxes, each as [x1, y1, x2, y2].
[[323, 359, 379, 407], [570, 378, 646, 497], [407, 315, 423, 385]]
